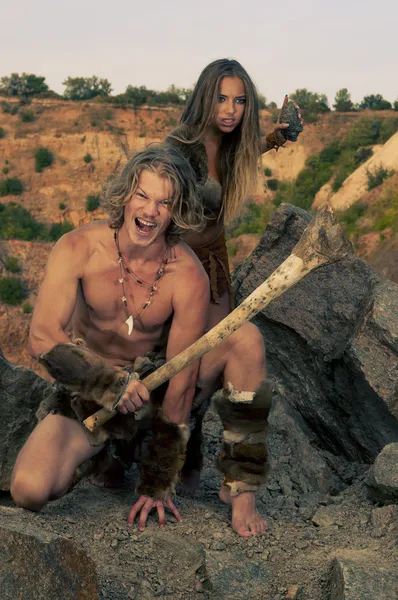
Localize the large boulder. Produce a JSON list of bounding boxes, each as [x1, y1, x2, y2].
[[232, 204, 398, 495], [0, 522, 99, 600], [0, 349, 51, 490]]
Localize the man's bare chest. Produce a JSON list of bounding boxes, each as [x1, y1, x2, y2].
[[80, 266, 173, 333]]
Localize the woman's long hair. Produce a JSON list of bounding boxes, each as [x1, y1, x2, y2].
[[171, 59, 261, 221], [102, 145, 205, 246]]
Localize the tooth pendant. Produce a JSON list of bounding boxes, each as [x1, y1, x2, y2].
[[125, 315, 134, 335]]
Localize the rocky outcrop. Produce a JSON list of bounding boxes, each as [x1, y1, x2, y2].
[[366, 443, 398, 502], [0, 521, 99, 600], [0, 348, 51, 490], [233, 203, 398, 501]]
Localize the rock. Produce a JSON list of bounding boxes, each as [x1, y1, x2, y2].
[[142, 531, 210, 593], [330, 550, 398, 599], [279, 101, 304, 142], [367, 443, 398, 502], [233, 204, 398, 497], [210, 540, 226, 551], [312, 505, 342, 528], [286, 585, 302, 599], [0, 351, 51, 490], [349, 280, 398, 417], [371, 505, 398, 538], [0, 523, 99, 599]]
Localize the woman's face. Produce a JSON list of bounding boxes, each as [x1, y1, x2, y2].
[[212, 75, 246, 134]]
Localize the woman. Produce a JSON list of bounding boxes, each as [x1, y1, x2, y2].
[[166, 58, 298, 326]]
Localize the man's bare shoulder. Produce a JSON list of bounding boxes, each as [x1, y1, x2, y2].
[[52, 220, 109, 256], [170, 241, 208, 284]]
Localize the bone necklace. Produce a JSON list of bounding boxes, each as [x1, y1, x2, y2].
[[114, 229, 168, 335]]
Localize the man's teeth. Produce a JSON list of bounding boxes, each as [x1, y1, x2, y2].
[[137, 218, 156, 228]]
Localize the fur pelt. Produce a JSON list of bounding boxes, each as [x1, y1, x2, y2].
[[38, 343, 134, 412], [213, 380, 273, 492], [136, 409, 190, 501]]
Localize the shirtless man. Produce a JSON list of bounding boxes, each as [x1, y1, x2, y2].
[[11, 145, 269, 538]]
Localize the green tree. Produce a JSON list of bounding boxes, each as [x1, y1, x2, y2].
[[258, 94, 267, 109], [63, 76, 113, 100], [333, 88, 354, 112], [0, 73, 49, 103], [290, 89, 330, 114], [359, 94, 392, 111]]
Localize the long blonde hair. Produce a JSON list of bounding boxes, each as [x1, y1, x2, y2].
[[102, 145, 205, 246], [171, 59, 261, 221]]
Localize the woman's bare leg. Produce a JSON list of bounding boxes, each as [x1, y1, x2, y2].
[[11, 414, 105, 511]]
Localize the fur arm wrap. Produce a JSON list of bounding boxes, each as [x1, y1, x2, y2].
[[264, 131, 286, 151], [38, 343, 139, 411], [213, 380, 273, 496], [136, 410, 190, 501]]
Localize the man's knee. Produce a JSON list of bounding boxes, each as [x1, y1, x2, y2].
[[231, 323, 265, 362], [11, 472, 50, 512]]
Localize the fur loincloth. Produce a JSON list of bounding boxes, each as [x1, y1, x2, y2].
[[36, 349, 167, 446]]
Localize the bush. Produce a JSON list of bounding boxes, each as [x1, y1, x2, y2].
[[2, 167, 9, 175], [47, 221, 74, 240], [264, 167, 272, 177], [0, 177, 24, 196], [267, 178, 279, 191], [22, 301, 33, 314], [355, 147, 373, 165], [0, 203, 45, 239], [59, 202, 66, 210], [4, 256, 21, 272], [1, 101, 19, 115], [0, 127, 6, 139], [337, 203, 367, 237], [84, 153, 93, 164], [366, 165, 395, 191], [0, 202, 74, 241], [35, 147, 54, 172], [227, 201, 273, 238], [86, 194, 100, 211], [0, 277, 27, 305], [19, 109, 36, 123]]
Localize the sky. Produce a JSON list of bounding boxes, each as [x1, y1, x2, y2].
[[1, 0, 397, 106]]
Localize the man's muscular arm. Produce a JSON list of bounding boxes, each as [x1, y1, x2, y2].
[[128, 254, 209, 530], [162, 257, 210, 425], [29, 231, 86, 358]]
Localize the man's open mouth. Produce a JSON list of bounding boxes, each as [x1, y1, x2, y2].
[[135, 217, 157, 234]]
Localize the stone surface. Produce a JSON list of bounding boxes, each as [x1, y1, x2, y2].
[[330, 550, 398, 600], [0, 523, 99, 600], [0, 349, 52, 490], [279, 101, 304, 142], [233, 204, 398, 491], [371, 505, 398, 538], [366, 443, 398, 502]]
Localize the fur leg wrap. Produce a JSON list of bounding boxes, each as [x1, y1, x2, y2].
[[213, 380, 273, 497], [38, 343, 139, 411], [136, 409, 190, 501]]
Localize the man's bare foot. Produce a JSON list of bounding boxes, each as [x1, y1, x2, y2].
[[219, 485, 268, 538], [177, 469, 201, 496]]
